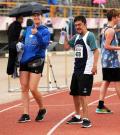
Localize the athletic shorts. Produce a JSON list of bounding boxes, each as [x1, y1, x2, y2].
[[70, 73, 93, 96], [102, 68, 120, 82], [20, 60, 44, 74]]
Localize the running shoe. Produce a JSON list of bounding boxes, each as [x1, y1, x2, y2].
[[81, 119, 92, 128], [18, 114, 31, 123], [66, 115, 83, 124], [35, 108, 47, 121], [96, 106, 112, 114]]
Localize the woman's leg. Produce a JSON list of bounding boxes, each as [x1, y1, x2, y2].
[[20, 71, 30, 114], [29, 73, 44, 109], [96, 81, 112, 113], [99, 81, 110, 101], [29, 73, 46, 121]]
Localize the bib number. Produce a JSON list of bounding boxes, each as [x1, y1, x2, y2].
[[75, 45, 83, 58]]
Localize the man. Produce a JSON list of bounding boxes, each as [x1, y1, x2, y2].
[[64, 16, 99, 128], [45, 19, 54, 41], [7, 15, 23, 76], [96, 9, 120, 114]]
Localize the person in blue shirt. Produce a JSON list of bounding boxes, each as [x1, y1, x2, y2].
[[64, 16, 99, 128], [48, 0, 57, 5], [18, 11, 50, 123]]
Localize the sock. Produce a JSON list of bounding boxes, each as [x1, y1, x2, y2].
[[74, 114, 81, 119], [83, 118, 89, 120], [98, 100, 104, 109]]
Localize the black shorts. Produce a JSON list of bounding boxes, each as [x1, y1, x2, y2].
[[102, 68, 120, 82], [20, 60, 44, 74], [70, 73, 93, 96]]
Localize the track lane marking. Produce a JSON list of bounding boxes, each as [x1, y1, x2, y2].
[[0, 86, 115, 113], [92, 87, 115, 91], [0, 90, 68, 113], [47, 93, 117, 135]]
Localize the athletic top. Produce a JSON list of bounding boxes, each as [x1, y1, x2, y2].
[[20, 24, 50, 64], [69, 31, 98, 74], [101, 26, 120, 68]]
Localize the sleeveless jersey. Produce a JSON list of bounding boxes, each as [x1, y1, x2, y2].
[[72, 31, 97, 74], [101, 26, 120, 68]]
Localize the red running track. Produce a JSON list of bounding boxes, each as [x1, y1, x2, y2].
[[0, 82, 120, 135]]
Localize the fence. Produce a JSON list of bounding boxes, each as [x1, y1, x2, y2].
[[0, 1, 120, 18], [7, 51, 74, 92]]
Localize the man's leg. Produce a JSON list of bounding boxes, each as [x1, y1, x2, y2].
[[80, 96, 92, 128], [80, 96, 88, 118], [96, 81, 112, 113], [67, 73, 83, 124], [66, 96, 83, 124], [99, 81, 110, 101], [115, 81, 120, 99], [73, 96, 80, 115]]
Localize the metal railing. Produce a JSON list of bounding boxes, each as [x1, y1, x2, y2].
[[49, 5, 120, 18], [0, 2, 120, 17], [7, 51, 72, 92]]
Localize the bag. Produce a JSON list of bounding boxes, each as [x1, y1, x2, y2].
[[28, 58, 44, 68]]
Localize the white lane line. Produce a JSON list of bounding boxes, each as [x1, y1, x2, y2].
[[0, 87, 115, 113], [0, 90, 67, 113], [92, 87, 115, 91], [89, 102, 120, 106], [47, 93, 117, 135]]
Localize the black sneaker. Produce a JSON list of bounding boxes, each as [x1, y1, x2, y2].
[[66, 116, 83, 124], [35, 108, 47, 122], [18, 114, 31, 123], [81, 119, 92, 128]]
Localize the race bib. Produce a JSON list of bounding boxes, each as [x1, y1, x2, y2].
[[75, 44, 83, 58]]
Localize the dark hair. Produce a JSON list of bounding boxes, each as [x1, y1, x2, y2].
[[16, 15, 23, 20], [107, 9, 119, 21], [26, 19, 33, 26], [74, 16, 87, 24]]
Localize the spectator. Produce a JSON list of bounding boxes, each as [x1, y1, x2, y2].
[[7, 15, 23, 77], [68, 17, 76, 39], [59, 28, 66, 44], [45, 19, 54, 41], [19, 18, 33, 41], [48, 0, 58, 5]]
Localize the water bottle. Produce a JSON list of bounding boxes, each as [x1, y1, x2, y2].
[[59, 29, 66, 44]]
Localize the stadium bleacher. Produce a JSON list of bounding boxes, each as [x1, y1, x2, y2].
[[0, 0, 120, 17], [0, 0, 120, 53]]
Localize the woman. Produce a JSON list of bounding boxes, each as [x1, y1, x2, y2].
[[18, 11, 50, 123]]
